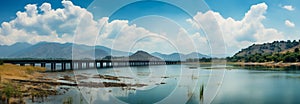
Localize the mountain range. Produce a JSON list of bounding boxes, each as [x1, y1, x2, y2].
[[151, 52, 210, 61], [0, 42, 209, 61]]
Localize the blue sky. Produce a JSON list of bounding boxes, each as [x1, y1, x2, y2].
[[0, 0, 299, 56], [205, 0, 300, 39], [0, 0, 92, 22]]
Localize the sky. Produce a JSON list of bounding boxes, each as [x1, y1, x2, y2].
[[0, 0, 299, 57]]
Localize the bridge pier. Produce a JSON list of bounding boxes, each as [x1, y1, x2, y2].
[[41, 63, 46, 67], [70, 63, 74, 70], [51, 63, 56, 71], [78, 62, 82, 69], [86, 62, 90, 69], [100, 62, 103, 68], [62, 63, 66, 71], [30, 63, 35, 67]]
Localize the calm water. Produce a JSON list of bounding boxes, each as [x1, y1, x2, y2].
[[27, 65, 300, 104]]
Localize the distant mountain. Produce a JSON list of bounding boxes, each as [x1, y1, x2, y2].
[[103, 50, 162, 61], [234, 40, 300, 57], [152, 52, 210, 61], [0, 42, 209, 60], [130, 51, 162, 61], [0, 42, 130, 59], [9, 42, 73, 59], [0, 42, 32, 58]]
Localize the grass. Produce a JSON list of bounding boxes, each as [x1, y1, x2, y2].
[[200, 84, 204, 102], [0, 64, 47, 103], [0, 64, 45, 81]]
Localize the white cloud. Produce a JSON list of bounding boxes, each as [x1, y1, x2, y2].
[[0, 1, 88, 45], [0, 1, 158, 47], [0, 1, 288, 56], [282, 5, 295, 11], [285, 20, 295, 28], [188, 2, 284, 56], [0, 1, 201, 54]]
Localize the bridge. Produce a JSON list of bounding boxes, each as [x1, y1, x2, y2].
[[2, 59, 181, 71]]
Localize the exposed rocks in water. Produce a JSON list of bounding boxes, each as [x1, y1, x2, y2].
[[75, 74, 133, 81], [75, 75, 88, 81], [92, 74, 133, 81], [10, 79, 78, 86], [58, 75, 75, 82], [160, 82, 166, 84], [10, 78, 147, 88], [161, 76, 169, 79], [92, 75, 121, 81], [78, 82, 147, 88]]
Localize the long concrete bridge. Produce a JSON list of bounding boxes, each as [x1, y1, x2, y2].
[[2, 59, 181, 71]]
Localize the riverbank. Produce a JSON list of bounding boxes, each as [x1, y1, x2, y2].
[[0, 64, 149, 103], [229, 62, 300, 67], [186, 61, 300, 67], [0, 64, 55, 103]]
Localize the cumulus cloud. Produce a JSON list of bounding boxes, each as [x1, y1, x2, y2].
[[0, 1, 89, 45], [282, 5, 295, 11], [187, 2, 284, 55], [0, 1, 201, 55], [285, 20, 295, 28], [0, 1, 287, 56], [0, 1, 159, 46]]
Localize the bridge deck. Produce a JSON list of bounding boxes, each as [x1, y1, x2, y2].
[[1, 59, 181, 71]]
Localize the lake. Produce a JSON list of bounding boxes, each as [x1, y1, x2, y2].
[[27, 64, 300, 104]]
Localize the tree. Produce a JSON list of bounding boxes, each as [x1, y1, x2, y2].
[[295, 48, 300, 53], [283, 53, 297, 62], [297, 53, 300, 62]]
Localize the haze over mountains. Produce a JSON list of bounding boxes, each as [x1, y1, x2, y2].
[[151, 52, 210, 61], [0, 42, 209, 61]]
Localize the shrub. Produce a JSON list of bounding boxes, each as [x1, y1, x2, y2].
[[0, 60, 3, 65]]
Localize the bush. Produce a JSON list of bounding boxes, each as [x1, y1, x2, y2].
[[295, 48, 300, 53], [0, 60, 3, 65]]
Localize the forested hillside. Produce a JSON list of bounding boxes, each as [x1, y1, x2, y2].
[[228, 40, 300, 62]]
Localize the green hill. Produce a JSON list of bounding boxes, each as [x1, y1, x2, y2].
[[234, 40, 300, 57], [229, 40, 300, 62]]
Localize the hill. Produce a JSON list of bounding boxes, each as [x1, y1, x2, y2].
[[130, 51, 162, 61], [234, 40, 300, 57], [103, 50, 163, 61], [230, 39, 300, 62]]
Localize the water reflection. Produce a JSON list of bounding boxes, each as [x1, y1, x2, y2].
[[213, 67, 300, 104]]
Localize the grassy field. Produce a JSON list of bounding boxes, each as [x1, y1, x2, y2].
[[0, 64, 45, 82], [0, 64, 47, 104]]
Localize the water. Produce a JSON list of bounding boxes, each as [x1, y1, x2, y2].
[[213, 68, 300, 104], [28, 65, 300, 104]]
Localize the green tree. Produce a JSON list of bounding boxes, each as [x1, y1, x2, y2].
[[295, 48, 299, 53], [283, 53, 297, 62], [0, 60, 3, 65]]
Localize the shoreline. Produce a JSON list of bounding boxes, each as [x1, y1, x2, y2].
[[0, 64, 151, 103], [228, 62, 300, 67], [185, 62, 300, 68]]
